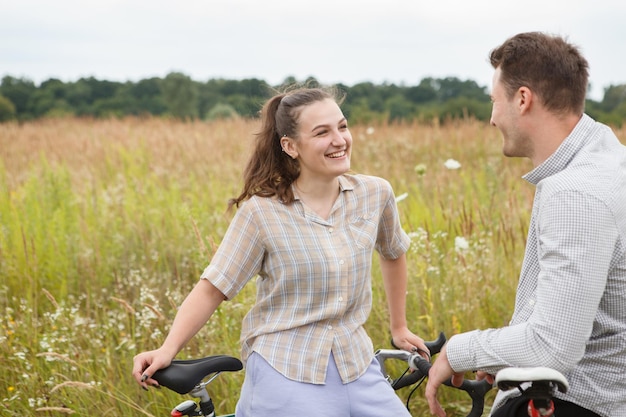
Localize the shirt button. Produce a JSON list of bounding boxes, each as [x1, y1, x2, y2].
[[339, 260, 344, 265], [338, 296, 344, 302], [327, 325, 333, 330], [329, 227, 334, 233], [529, 299, 535, 306]]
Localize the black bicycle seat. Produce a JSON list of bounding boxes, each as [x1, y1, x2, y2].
[[152, 355, 243, 394]]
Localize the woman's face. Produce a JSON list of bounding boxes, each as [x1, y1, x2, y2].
[[285, 98, 352, 182]]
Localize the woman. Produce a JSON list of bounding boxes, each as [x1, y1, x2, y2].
[[132, 87, 427, 416]]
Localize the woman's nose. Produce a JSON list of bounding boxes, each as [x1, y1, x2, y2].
[[331, 129, 347, 145]]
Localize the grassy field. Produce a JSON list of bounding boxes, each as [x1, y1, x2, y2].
[[2, 117, 623, 416]]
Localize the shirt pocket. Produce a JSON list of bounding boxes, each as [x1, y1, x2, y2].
[[348, 212, 379, 250]]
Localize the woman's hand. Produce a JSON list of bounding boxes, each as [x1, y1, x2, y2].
[[132, 347, 176, 390], [391, 327, 430, 359]]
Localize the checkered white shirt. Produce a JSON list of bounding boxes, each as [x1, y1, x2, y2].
[[446, 114, 626, 417], [201, 174, 410, 384]]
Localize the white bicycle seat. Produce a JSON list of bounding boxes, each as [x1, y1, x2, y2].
[[495, 367, 569, 393]]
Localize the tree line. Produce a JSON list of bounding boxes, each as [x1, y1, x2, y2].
[[0, 73, 624, 126]]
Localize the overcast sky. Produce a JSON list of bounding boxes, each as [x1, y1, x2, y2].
[[2, 0, 625, 101]]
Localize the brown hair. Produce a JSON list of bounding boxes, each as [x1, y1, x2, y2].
[[489, 32, 589, 115], [228, 86, 344, 209]]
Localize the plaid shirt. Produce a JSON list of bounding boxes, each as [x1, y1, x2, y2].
[[201, 174, 410, 384], [447, 114, 626, 417]]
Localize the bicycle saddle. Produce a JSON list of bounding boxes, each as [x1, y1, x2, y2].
[[495, 367, 569, 394], [152, 355, 243, 394]]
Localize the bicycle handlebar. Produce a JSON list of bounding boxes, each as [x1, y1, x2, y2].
[[388, 331, 447, 389], [375, 332, 493, 417]]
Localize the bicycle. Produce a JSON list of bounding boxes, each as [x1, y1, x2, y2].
[[151, 332, 568, 417]]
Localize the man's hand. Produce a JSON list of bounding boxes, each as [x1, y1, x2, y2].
[[476, 370, 495, 385], [424, 345, 465, 417]]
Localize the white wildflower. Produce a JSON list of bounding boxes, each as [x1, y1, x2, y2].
[[455, 236, 470, 251], [444, 159, 461, 170], [427, 265, 440, 275]]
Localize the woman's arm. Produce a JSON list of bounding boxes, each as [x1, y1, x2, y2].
[[132, 279, 226, 389], [379, 253, 427, 353]]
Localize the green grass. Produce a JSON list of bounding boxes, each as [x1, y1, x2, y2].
[[2, 117, 621, 416]]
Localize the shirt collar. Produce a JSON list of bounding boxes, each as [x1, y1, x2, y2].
[[338, 175, 354, 192], [523, 114, 595, 185], [292, 175, 354, 201]]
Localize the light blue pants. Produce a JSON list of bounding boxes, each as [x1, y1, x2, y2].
[[235, 352, 412, 417]]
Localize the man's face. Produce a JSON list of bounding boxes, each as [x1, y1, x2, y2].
[[490, 67, 531, 158]]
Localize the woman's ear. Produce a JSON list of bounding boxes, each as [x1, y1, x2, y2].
[[280, 136, 298, 159]]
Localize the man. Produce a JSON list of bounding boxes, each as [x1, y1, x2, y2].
[[425, 32, 626, 417]]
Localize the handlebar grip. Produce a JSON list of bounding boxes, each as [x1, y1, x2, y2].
[[411, 355, 432, 375], [392, 368, 428, 390]]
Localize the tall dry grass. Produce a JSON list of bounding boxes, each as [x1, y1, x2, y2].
[[1, 117, 623, 416]]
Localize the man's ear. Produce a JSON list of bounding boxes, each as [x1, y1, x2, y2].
[[517, 86, 533, 114], [280, 136, 298, 159]]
